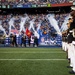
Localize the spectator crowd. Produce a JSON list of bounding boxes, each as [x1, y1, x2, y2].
[[0, 13, 69, 35], [0, 0, 74, 5], [0, 13, 70, 46]]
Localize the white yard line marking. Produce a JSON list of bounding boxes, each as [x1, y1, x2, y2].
[[0, 52, 65, 53], [0, 59, 66, 61], [0, 49, 61, 51]]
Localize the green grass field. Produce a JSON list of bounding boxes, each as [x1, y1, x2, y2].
[[0, 48, 74, 75]]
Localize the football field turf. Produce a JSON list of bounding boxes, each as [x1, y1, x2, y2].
[[0, 48, 74, 75]]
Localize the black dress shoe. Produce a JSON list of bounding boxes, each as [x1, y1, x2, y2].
[[69, 70, 75, 74], [68, 59, 70, 63], [67, 66, 73, 68]]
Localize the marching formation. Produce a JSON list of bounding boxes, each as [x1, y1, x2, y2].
[[62, 9, 75, 74]]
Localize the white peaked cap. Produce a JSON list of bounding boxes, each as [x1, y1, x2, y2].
[[71, 6, 75, 10]]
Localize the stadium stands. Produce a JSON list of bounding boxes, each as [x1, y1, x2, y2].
[[1, 0, 74, 5], [0, 13, 70, 46], [0, 0, 73, 46]]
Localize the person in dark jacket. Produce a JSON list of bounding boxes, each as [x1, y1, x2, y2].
[[28, 36, 31, 47], [12, 34, 17, 47], [21, 35, 26, 47], [33, 36, 38, 47]]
